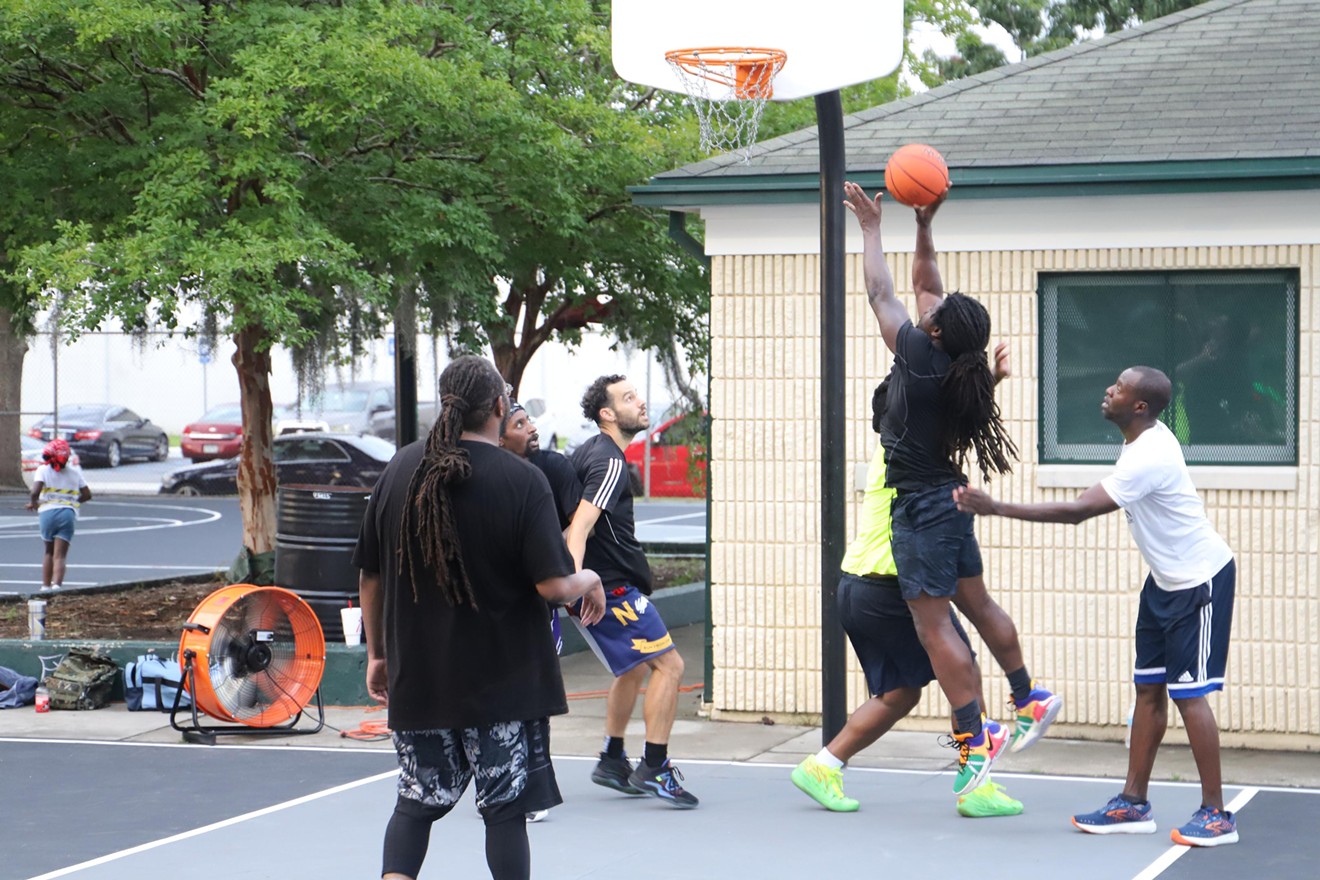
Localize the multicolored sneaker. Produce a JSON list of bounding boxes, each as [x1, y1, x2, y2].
[[1072, 794, 1156, 834], [627, 760, 700, 809], [590, 753, 645, 795], [945, 716, 1009, 796], [1170, 806, 1238, 847], [957, 778, 1024, 818], [1010, 684, 1063, 753], [791, 756, 860, 812]]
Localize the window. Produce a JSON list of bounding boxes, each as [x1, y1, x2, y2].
[[1040, 270, 1297, 465]]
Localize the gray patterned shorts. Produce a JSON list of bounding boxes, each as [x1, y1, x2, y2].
[[393, 717, 559, 816]]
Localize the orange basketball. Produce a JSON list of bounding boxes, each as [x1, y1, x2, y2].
[[884, 144, 950, 208]]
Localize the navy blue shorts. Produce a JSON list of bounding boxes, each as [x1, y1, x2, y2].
[[393, 717, 562, 822], [891, 483, 983, 601], [574, 584, 674, 676], [38, 507, 76, 544], [838, 571, 974, 696], [1134, 559, 1235, 700]]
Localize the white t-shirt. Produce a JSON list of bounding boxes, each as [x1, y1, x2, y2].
[[1100, 421, 1233, 591], [34, 464, 88, 515]]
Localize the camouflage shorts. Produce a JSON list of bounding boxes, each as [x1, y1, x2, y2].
[[393, 717, 558, 815]]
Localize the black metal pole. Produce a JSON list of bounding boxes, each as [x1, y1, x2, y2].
[[815, 90, 847, 744]]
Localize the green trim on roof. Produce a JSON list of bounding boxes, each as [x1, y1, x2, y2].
[[630, 157, 1320, 208]]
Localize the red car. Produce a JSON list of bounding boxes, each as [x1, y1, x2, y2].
[[625, 412, 707, 498], [180, 403, 243, 463]]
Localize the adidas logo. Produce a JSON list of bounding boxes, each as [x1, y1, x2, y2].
[[1178, 671, 1194, 683]]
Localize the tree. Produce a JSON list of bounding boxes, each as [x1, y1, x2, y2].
[[972, 1, 1211, 58]]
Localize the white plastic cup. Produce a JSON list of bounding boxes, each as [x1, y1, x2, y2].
[[28, 599, 47, 641], [340, 606, 363, 646]]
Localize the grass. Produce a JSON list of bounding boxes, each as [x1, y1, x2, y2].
[[650, 555, 706, 590]]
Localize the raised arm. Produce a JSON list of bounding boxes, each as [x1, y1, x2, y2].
[[912, 194, 947, 318], [952, 482, 1119, 525], [844, 181, 907, 353]]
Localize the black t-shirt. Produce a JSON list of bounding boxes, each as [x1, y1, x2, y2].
[[571, 433, 653, 594], [529, 449, 581, 530], [879, 320, 965, 490], [352, 439, 574, 731]]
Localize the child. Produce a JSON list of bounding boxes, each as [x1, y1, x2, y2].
[[26, 439, 92, 591]]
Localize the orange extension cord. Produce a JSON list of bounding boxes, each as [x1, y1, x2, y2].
[[335, 682, 706, 741]]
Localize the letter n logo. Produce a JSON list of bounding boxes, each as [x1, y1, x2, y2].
[[612, 602, 639, 626]]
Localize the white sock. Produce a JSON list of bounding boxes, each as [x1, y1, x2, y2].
[[814, 748, 844, 769]]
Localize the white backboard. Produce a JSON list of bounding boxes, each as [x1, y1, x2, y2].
[[612, 0, 905, 102]]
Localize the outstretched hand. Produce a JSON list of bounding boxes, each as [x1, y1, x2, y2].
[[913, 191, 948, 226], [952, 485, 997, 516], [843, 181, 882, 230]]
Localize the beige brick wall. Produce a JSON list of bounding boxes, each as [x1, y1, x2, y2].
[[708, 245, 1319, 740]]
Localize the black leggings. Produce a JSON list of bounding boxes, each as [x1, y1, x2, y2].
[[382, 796, 530, 880]]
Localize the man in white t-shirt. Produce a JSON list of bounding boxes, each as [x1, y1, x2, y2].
[[953, 366, 1238, 849], [25, 439, 92, 591]]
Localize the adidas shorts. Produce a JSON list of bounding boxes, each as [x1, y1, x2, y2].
[[393, 717, 562, 822], [1134, 559, 1235, 700], [573, 584, 674, 676]]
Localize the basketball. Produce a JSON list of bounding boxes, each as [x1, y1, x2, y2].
[[884, 144, 950, 208]]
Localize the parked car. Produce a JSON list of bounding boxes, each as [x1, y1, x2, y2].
[[160, 432, 396, 495], [624, 411, 708, 498], [27, 404, 169, 468], [276, 381, 396, 439], [20, 435, 81, 487], [180, 403, 244, 463], [522, 398, 596, 453]]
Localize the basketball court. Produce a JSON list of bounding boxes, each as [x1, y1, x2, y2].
[[2, 738, 1316, 880]]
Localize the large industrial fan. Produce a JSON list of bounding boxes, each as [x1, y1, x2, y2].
[[170, 584, 326, 744]]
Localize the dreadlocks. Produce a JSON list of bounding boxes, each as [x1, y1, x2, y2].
[[398, 355, 507, 608], [934, 293, 1018, 481]]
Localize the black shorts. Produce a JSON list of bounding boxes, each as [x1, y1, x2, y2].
[[838, 571, 974, 697], [393, 717, 562, 823], [891, 483, 984, 601]]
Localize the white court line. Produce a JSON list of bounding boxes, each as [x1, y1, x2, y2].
[[1130, 786, 1259, 880], [637, 511, 706, 526], [24, 768, 400, 880], [0, 502, 222, 539]]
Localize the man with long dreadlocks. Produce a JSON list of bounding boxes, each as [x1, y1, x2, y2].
[[354, 355, 606, 880], [842, 181, 1061, 799]]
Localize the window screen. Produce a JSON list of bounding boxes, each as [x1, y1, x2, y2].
[[1040, 270, 1297, 465]]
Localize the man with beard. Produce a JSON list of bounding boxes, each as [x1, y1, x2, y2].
[[566, 375, 697, 809]]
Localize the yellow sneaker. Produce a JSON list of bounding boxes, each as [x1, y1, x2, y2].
[[791, 755, 860, 812]]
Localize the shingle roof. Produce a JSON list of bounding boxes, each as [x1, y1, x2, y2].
[[657, 0, 1320, 179]]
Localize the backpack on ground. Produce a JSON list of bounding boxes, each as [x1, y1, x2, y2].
[[44, 646, 119, 710], [124, 650, 190, 712]]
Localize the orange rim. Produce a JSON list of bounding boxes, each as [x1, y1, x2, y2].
[[665, 47, 787, 99], [179, 584, 326, 728]]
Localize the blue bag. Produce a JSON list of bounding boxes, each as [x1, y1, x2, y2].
[[0, 664, 38, 708], [124, 651, 190, 712]]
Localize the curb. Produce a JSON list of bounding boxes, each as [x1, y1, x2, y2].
[[0, 581, 708, 706]]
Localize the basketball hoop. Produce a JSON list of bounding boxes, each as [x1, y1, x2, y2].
[[664, 47, 787, 162]]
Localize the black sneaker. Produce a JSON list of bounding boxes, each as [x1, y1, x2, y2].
[[591, 753, 645, 795], [627, 760, 699, 809]]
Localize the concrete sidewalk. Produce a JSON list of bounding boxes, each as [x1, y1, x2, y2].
[[2, 622, 1316, 792]]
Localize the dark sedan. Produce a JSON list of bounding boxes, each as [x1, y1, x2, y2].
[[160, 432, 396, 495], [27, 404, 169, 468]]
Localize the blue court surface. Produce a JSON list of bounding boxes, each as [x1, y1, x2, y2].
[[2, 739, 1315, 880]]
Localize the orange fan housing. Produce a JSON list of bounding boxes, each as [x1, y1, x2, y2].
[[179, 584, 326, 728]]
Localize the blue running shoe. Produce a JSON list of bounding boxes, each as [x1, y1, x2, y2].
[[1171, 806, 1238, 847], [627, 760, 699, 809], [1072, 794, 1156, 834]]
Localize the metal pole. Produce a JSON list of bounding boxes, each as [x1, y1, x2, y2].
[[815, 90, 848, 745], [644, 350, 653, 497]]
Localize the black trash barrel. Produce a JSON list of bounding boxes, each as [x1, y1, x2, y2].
[[274, 484, 372, 642]]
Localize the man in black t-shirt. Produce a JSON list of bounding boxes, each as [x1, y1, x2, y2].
[[354, 356, 605, 880], [499, 400, 582, 531], [566, 374, 698, 809]]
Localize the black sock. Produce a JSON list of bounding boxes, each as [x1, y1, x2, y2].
[[605, 735, 625, 759], [1118, 792, 1149, 806], [643, 741, 668, 768], [953, 700, 982, 737], [484, 813, 531, 880], [1007, 667, 1033, 704]]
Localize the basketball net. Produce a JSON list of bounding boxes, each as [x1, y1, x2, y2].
[[665, 48, 787, 163]]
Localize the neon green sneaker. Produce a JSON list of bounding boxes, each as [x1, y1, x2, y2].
[[957, 779, 1024, 818], [791, 755, 860, 812]]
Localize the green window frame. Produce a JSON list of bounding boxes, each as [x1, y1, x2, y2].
[[1039, 270, 1298, 465]]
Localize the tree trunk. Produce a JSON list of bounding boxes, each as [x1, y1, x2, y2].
[[233, 324, 277, 557], [0, 305, 29, 490]]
